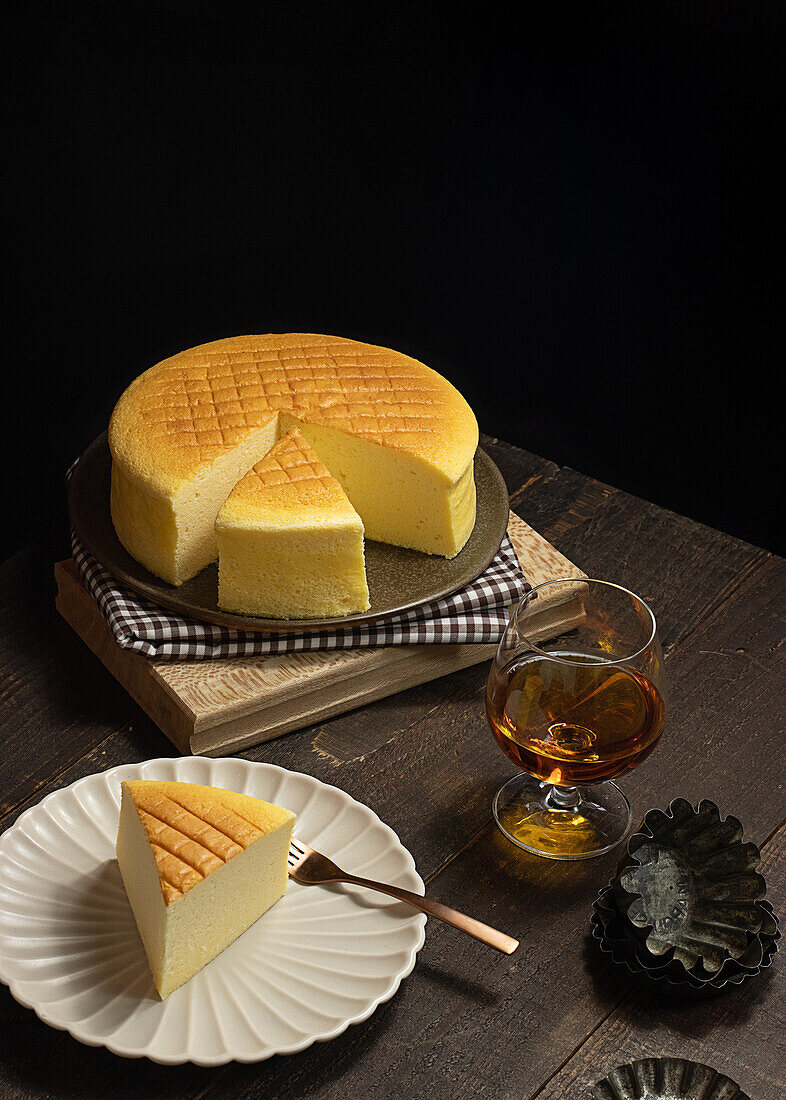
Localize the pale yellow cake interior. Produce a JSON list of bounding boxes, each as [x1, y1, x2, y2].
[[108, 334, 479, 592], [216, 427, 370, 618], [116, 780, 295, 999], [280, 414, 477, 559]]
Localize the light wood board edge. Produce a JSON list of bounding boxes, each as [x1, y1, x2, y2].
[[54, 511, 587, 756], [55, 559, 195, 753]]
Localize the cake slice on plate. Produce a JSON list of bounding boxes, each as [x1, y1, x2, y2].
[[215, 426, 371, 618], [116, 780, 296, 999]]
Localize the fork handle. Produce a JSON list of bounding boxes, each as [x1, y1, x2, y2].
[[341, 875, 519, 954]]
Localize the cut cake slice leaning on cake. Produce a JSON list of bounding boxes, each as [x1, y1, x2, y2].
[[116, 780, 296, 999], [215, 427, 371, 618]]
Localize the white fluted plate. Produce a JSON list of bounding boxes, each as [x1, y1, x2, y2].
[[0, 757, 426, 1065]]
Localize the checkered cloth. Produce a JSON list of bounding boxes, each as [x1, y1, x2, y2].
[[71, 531, 529, 660]]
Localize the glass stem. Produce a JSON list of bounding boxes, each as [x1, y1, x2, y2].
[[544, 785, 581, 810]]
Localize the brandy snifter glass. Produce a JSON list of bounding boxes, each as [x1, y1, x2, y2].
[[485, 579, 666, 860]]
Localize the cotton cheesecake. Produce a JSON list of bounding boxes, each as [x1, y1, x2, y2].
[[109, 334, 479, 589], [116, 780, 295, 999], [216, 427, 370, 619]]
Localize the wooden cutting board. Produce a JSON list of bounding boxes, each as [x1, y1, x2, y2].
[[54, 512, 585, 756]]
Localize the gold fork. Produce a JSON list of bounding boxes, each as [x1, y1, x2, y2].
[[287, 837, 519, 954]]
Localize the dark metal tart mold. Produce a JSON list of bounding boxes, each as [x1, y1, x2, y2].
[[614, 798, 766, 973], [591, 1056, 750, 1100], [590, 798, 780, 997], [591, 886, 779, 997]]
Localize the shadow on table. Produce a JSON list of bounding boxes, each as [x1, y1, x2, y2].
[[416, 960, 497, 1007], [580, 928, 778, 1035]]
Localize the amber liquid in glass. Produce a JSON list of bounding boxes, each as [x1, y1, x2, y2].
[[486, 652, 665, 785]]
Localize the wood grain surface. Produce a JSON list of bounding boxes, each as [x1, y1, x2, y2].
[[534, 824, 786, 1100], [0, 434, 782, 1100]]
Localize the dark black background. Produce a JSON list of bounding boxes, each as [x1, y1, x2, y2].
[[2, 2, 783, 562]]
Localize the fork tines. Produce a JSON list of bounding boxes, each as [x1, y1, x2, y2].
[[287, 837, 308, 869]]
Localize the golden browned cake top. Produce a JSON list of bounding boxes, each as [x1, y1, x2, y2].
[[109, 334, 478, 494], [122, 780, 294, 905], [216, 427, 361, 529]]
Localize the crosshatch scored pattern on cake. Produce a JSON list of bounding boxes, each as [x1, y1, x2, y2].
[[240, 429, 347, 499], [140, 336, 462, 472]]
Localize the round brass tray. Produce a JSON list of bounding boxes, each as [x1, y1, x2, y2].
[[68, 433, 510, 633]]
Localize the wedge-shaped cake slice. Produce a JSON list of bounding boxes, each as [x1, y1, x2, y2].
[[116, 780, 296, 999], [215, 427, 371, 618]]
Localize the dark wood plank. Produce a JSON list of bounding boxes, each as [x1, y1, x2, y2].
[[0, 447, 779, 1099], [0, 657, 513, 883], [0, 980, 214, 1099], [534, 823, 786, 1100], [479, 433, 558, 498], [513, 466, 770, 654], [0, 544, 152, 820], [174, 553, 783, 1100]]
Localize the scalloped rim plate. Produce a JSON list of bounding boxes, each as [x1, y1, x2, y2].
[[0, 758, 426, 1065]]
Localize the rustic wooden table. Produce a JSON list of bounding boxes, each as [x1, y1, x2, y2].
[[1, 436, 783, 1099]]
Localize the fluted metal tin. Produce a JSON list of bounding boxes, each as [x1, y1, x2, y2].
[[592, 887, 779, 996], [616, 798, 766, 971], [591, 1057, 750, 1100], [591, 798, 780, 996]]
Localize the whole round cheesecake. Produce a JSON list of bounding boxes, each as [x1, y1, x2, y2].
[[108, 334, 479, 613]]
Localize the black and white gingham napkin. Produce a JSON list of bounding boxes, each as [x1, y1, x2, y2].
[[71, 530, 529, 660]]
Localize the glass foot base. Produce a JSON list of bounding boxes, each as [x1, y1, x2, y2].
[[492, 773, 632, 860]]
